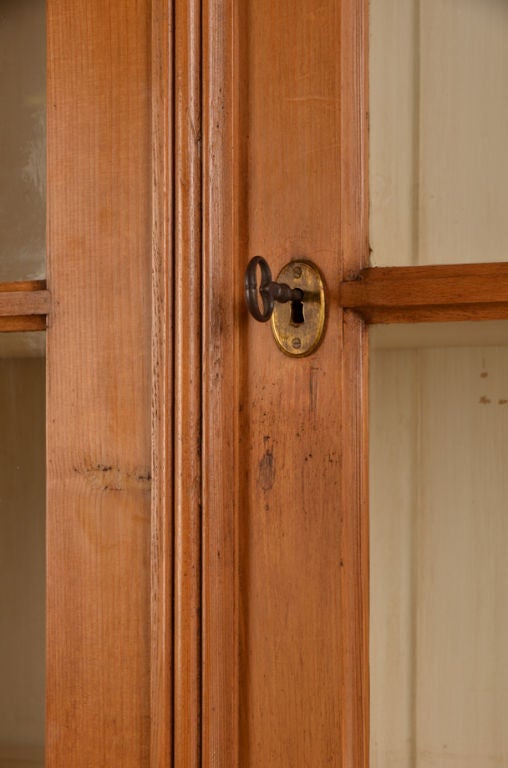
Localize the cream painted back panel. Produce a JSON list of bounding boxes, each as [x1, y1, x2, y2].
[[0, 358, 45, 766], [370, 349, 417, 766], [370, 0, 508, 266], [371, 338, 508, 766], [0, 745, 44, 768]]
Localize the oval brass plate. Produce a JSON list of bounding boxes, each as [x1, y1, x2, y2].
[[271, 260, 325, 357]]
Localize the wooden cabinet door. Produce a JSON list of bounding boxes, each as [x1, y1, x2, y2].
[[186, 1, 369, 766], [46, 0, 369, 766], [179, 1, 508, 766], [46, 0, 369, 765]]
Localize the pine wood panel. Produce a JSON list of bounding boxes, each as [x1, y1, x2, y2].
[[198, 0, 369, 764], [340, 311, 370, 768], [173, 0, 202, 765], [0, 289, 48, 316], [0, 281, 46, 292], [340, 2, 370, 763], [341, 0, 370, 281], [201, 0, 240, 763], [46, 2, 152, 765], [0, 281, 48, 330], [150, 0, 173, 765], [196, 0, 368, 764], [0, 316, 46, 332]]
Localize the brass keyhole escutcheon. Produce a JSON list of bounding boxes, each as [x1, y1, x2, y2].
[[271, 260, 325, 357]]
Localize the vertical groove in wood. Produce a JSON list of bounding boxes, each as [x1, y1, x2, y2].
[[233, 3, 247, 766], [201, 0, 240, 764], [173, 0, 203, 765], [151, 0, 173, 766], [46, 2, 152, 765]]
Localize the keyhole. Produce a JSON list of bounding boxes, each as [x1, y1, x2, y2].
[[290, 298, 304, 326]]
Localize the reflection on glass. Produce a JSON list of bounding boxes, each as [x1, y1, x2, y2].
[[0, 333, 45, 767], [0, 0, 46, 281], [370, 0, 508, 266], [370, 322, 508, 766]]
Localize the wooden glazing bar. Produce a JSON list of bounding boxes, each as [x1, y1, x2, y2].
[[340, 263, 508, 323], [0, 288, 49, 317]]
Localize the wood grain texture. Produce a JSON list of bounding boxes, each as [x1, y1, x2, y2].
[[0, 290, 49, 317], [46, 2, 152, 765], [341, 0, 370, 279], [236, 0, 367, 765], [341, 263, 508, 323], [197, 0, 370, 764], [150, 0, 173, 765], [339, 7, 370, 765], [0, 282, 48, 329], [0, 281, 46, 292], [0, 316, 46, 332], [242, 0, 344, 752], [201, 0, 240, 765], [173, 0, 202, 765], [340, 311, 369, 768]]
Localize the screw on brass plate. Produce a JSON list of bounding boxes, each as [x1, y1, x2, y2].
[[271, 260, 326, 357]]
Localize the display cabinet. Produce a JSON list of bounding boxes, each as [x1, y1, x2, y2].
[[4, 1, 505, 765]]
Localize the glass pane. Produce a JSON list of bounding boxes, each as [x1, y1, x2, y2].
[[0, 332, 45, 767], [370, 1, 508, 267], [0, 0, 45, 280], [370, 321, 508, 766]]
